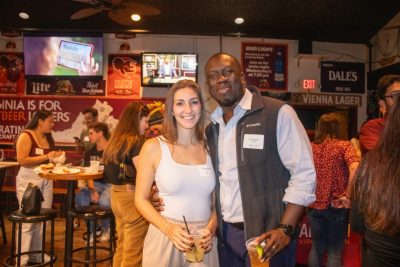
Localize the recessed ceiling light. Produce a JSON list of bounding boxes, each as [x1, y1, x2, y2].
[[19, 12, 29, 19], [234, 17, 244, 24], [131, 14, 141, 22], [128, 29, 150, 33]]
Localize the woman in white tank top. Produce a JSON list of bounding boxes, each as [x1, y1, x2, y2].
[[136, 80, 219, 267]]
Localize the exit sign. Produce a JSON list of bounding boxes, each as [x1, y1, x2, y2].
[[300, 79, 317, 91]]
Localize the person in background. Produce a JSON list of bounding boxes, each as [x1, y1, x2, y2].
[[15, 110, 65, 266], [307, 113, 360, 267], [74, 107, 99, 229], [24, 37, 99, 76], [359, 74, 400, 155], [75, 107, 99, 153], [103, 102, 150, 267], [350, 134, 362, 159], [204, 53, 316, 267], [136, 80, 219, 266], [158, 57, 178, 78], [24, 37, 60, 76], [353, 93, 400, 267], [75, 122, 112, 244]]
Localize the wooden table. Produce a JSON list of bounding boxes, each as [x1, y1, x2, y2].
[[39, 169, 103, 267], [0, 161, 19, 169]]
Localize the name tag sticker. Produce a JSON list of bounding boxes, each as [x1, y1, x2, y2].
[[35, 148, 44, 155], [84, 136, 90, 142], [243, 134, 264, 149], [199, 166, 213, 176]]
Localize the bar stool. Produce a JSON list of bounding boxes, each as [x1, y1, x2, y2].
[[4, 208, 57, 267], [67, 205, 115, 266], [0, 206, 7, 245]]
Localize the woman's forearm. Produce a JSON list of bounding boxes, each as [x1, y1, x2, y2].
[[18, 153, 49, 166], [135, 195, 170, 234], [346, 161, 359, 198]]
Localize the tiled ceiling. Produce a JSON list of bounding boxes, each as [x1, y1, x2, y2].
[[1, 0, 400, 43]]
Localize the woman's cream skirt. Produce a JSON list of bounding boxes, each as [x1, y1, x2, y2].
[[142, 218, 219, 267]]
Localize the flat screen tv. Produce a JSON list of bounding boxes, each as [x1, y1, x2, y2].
[[141, 52, 198, 87], [24, 34, 103, 77]]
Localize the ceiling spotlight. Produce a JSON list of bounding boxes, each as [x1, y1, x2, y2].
[[19, 12, 29, 19], [131, 14, 141, 22], [234, 17, 244, 24], [128, 29, 150, 33]]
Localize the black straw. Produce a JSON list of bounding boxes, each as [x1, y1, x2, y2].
[[183, 215, 190, 234], [183, 215, 198, 261]]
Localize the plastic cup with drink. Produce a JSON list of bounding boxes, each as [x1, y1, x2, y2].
[[185, 227, 205, 262], [183, 216, 205, 263], [89, 156, 100, 173], [246, 237, 269, 267]]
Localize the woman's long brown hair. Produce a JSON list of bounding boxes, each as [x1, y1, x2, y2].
[[353, 93, 400, 235], [103, 102, 149, 164]]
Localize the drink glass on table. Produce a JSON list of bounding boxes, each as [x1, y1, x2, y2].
[[89, 156, 100, 173], [246, 237, 269, 267], [185, 227, 205, 263], [0, 149, 4, 162]]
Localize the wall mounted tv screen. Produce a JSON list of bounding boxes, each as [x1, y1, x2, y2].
[[24, 35, 103, 77], [141, 52, 198, 87]]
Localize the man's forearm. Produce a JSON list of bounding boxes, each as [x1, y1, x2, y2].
[[279, 203, 305, 227]]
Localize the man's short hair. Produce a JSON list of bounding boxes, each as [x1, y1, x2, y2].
[[82, 107, 98, 118], [89, 122, 110, 140], [377, 75, 400, 100]]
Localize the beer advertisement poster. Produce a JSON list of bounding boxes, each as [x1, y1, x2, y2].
[[25, 77, 106, 97], [241, 42, 288, 91], [0, 52, 25, 95], [107, 54, 141, 99], [320, 61, 365, 94], [0, 97, 144, 144]]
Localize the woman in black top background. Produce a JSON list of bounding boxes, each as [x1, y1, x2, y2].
[[103, 103, 150, 267], [353, 92, 400, 267]]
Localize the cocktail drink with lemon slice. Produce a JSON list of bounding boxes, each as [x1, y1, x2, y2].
[[246, 237, 270, 267], [185, 229, 205, 262]]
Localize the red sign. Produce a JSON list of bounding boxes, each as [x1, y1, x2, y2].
[[0, 96, 150, 144], [107, 54, 141, 99], [301, 79, 317, 90], [0, 52, 25, 95], [296, 216, 361, 267], [241, 42, 288, 91]]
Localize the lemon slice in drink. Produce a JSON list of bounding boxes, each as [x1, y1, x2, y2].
[[256, 244, 263, 257]]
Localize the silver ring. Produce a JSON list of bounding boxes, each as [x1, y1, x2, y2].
[[272, 245, 276, 250]]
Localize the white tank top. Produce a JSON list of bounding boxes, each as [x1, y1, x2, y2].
[[155, 137, 216, 222]]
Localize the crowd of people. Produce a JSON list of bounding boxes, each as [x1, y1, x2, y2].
[[13, 53, 400, 267]]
